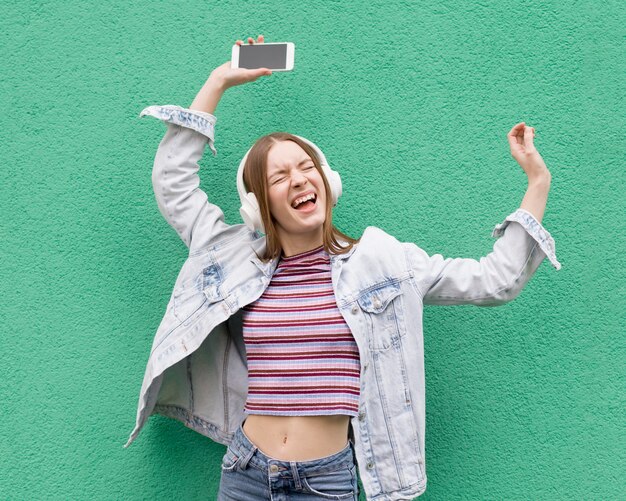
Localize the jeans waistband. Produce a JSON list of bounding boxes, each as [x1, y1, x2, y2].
[[229, 421, 356, 477]]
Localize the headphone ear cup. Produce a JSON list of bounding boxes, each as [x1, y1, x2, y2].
[[240, 192, 264, 233], [326, 169, 342, 206]]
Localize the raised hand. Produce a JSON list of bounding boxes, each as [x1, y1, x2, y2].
[[507, 122, 551, 183], [209, 34, 273, 90]]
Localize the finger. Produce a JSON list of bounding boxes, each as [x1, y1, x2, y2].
[[516, 122, 525, 140], [507, 122, 524, 137], [248, 36, 254, 44], [507, 125, 521, 150], [524, 126, 535, 149], [507, 129, 520, 152], [258, 34, 264, 43], [507, 122, 524, 148], [516, 122, 525, 146]]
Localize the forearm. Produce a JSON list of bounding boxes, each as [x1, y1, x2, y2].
[[189, 77, 226, 115], [519, 175, 551, 224]]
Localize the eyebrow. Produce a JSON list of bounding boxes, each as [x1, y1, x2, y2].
[[268, 158, 313, 176]]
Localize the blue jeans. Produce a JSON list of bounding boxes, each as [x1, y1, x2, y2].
[[217, 421, 360, 500]]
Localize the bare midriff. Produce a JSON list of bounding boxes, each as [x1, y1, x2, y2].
[[242, 414, 351, 461]]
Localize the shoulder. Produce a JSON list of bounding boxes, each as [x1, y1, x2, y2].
[[349, 225, 408, 265], [360, 226, 405, 251], [339, 226, 414, 292], [354, 225, 429, 270]]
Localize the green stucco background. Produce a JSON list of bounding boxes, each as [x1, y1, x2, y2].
[[2, 1, 624, 499]]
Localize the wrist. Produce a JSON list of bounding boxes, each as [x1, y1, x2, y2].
[[528, 173, 551, 188], [190, 78, 226, 114], [207, 75, 228, 93]]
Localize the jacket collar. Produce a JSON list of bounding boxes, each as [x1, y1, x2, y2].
[[330, 239, 358, 262], [248, 235, 358, 278]]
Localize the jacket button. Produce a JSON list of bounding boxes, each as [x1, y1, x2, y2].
[[366, 462, 374, 470], [373, 297, 381, 309], [358, 412, 366, 421], [351, 305, 358, 314]]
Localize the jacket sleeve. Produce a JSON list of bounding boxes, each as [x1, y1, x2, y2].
[[404, 208, 561, 306], [139, 104, 251, 252]]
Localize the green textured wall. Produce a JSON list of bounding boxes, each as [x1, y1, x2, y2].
[[2, 1, 623, 499]]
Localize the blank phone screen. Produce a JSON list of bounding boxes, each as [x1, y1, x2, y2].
[[239, 44, 287, 69]]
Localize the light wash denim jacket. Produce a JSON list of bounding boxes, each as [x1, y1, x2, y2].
[[126, 105, 561, 501]]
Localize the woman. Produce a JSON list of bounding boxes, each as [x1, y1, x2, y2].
[[127, 35, 561, 500]]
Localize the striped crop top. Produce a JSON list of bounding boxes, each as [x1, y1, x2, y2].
[[242, 245, 361, 417]]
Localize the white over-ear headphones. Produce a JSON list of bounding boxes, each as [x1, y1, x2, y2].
[[236, 135, 342, 234]]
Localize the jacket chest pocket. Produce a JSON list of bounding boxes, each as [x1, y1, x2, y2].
[[173, 264, 223, 323], [357, 282, 406, 351]]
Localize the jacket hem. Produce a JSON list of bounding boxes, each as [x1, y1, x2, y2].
[[368, 480, 427, 500], [152, 404, 233, 446]]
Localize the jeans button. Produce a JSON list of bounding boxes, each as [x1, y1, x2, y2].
[[269, 464, 279, 473]]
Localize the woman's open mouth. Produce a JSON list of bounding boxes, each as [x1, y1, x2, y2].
[[291, 192, 318, 212]]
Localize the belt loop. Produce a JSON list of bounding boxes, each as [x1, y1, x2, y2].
[[238, 442, 258, 470], [290, 461, 302, 490]]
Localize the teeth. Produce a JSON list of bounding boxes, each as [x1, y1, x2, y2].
[[292, 193, 316, 208]]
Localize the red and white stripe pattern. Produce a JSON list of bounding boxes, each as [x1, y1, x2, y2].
[[242, 245, 361, 416]]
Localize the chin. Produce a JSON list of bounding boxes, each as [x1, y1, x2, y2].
[[292, 218, 325, 234]]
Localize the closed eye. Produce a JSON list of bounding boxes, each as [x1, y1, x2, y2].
[[270, 164, 314, 184]]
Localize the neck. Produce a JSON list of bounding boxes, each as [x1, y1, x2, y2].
[[278, 228, 324, 258]]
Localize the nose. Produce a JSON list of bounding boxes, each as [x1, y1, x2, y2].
[[291, 170, 308, 187]]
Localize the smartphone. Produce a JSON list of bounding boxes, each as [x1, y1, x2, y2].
[[231, 42, 295, 71]]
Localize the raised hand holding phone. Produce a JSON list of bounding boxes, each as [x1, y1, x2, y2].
[[189, 34, 273, 114], [211, 35, 275, 89]]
